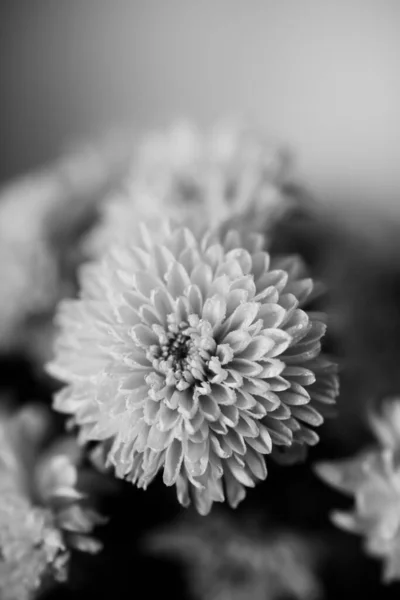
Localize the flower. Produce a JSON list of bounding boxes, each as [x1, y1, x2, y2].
[[146, 513, 321, 600], [0, 492, 66, 600], [0, 131, 134, 359], [0, 173, 60, 351], [48, 221, 338, 514], [315, 398, 400, 583], [84, 120, 297, 259], [0, 404, 104, 599]]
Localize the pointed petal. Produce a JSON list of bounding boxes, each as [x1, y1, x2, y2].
[[163, 438, 183, 486], [202, 295, 227, 328], [166, 261, 191, 297], [245, 448, 268, 480]]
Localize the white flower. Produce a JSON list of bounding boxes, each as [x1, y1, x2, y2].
[[0, 404, 104, 599], [0, 131, 134, 357], [316, 398, 400, 583], [85, 120, 296, 258], [49, 220, 338, 514], [0, 173, 60, 348]]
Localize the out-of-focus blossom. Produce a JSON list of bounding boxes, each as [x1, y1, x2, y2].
[[316, 398, 400, 583], [85, 120, 298, 258], [0, 131, 135, 360], [368, 395, 400, 446], [48, 220, 338, 514], [146, 513, 321, 600], [0, 174, 60, 350], [0, 493, 66, 600], [0, 403, 105, 600]]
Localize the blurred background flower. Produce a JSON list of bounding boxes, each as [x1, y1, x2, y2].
[[316, 398, 400, 583], [0, 132, 135, 364], [84, 120, 298, 258], [145, 512, 322, 600], [0, 402, 105, 600]]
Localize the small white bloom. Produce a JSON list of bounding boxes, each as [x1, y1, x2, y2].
[[316, 397, 400, 583]]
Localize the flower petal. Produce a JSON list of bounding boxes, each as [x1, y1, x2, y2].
[[202, 295, 227, 328], [166, 261, 191, 297], [163, 439, 184, 486]]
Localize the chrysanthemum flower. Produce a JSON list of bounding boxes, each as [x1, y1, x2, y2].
[[315, 398, 400, 583], [0, 404, 104, 600], [84, 120, 297, 258], [49, 221, 338, 514]]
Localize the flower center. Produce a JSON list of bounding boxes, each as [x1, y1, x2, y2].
[[160, 326, 194, 370], [147, 314, 217, 391]]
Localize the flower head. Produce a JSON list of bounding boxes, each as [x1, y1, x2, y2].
[[0, 404, 104, 599], [49, 221, 338, 514], [316, 398, 400, 583], [85, 120, 296, 258]]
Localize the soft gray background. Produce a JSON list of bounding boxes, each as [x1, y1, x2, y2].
[[1, 0, 399, 213]]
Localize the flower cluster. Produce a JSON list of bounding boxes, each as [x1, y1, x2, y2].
[[0, 404, 104, 600], [316, 398, 400, 583], [49, 220, 338, 514], [85, 120, 297, 259]]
